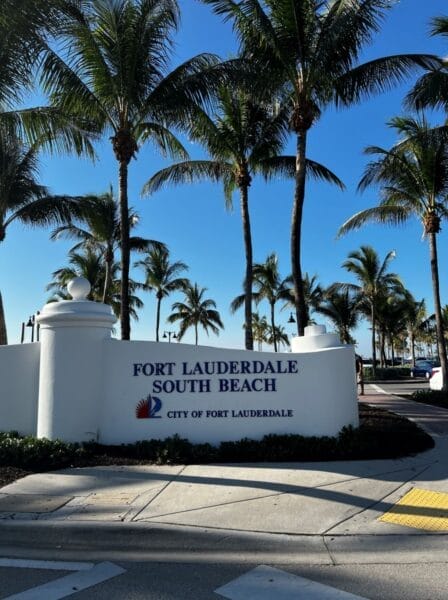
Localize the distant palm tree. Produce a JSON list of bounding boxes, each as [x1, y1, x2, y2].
[[250, 312, 269, 351], [402, 293, 427, 367], [42, 0, 229, 339], [144, 86, 341, 350], [51, 189, 163, 303], [202, 0, 438, 335], [340, 246, 401, 377], [285, 273, 324, 328], [317, 288, 360, 345], [266, 324, 289, 352], [135, 247, 188, 341], [47, 249, 143, 321], [232, 253, 291, 352], [168, 282, 223, 345], [339, 116, 448, 389]]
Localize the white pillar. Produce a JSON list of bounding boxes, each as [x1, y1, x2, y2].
[[36, 277, 116, 442]]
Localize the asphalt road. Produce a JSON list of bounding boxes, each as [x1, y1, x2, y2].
[[368, 378, 430, 396]]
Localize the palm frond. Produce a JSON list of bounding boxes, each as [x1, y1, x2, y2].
[[142, 160, 233, 196]]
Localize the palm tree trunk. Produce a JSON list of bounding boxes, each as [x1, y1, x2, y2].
[[118, 159, 131, 340], [0, 291, 7, 345], [102, 245, 113, 304], [155, 295, 162, 342], [195, 323, 198, 346], [270, 301, 277, 352], [240, 184, 254, 350], [291, 132, 308, 336], [410, 332, 415, 367], [371, 305, 377, 378], [429, 232, 448, 391], [380, 330, 386, 367]]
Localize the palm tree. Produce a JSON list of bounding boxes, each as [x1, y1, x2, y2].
[[285, 273, 324, 327], [144, 85, 342, 350], [0, 132, 88, 342], [135, 246, 188, 341], [51, 189, 163, 303], [266, 324, 290, 352], [407, 16, 448, 111], [316, 288, 360, 345], [168, 282, 224, 345], [339, 246, 401, 377], [202, 0, 438, 336], [47, 248, 143, 321], [402, 293, 427, 367], [339, 116, 448, 390], [42, 0, 229, 340], [250, 312, 269, 351], [0, 292, 7, 345], [232, 253, 291, 352], [0, 1, 94, 154]]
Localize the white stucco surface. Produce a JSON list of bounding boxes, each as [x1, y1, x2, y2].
[[99, 339, 358, 445], [0, 343, 40, 435], [1, 278, 359, 445]]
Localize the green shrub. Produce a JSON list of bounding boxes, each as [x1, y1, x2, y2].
[[0, 433, 86, 469], [363, 367, 410, 380], [411, 389, 448, 408], [0, 405, 434, 471]]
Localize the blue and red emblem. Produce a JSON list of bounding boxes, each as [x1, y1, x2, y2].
[[136, 394, 162, 419]]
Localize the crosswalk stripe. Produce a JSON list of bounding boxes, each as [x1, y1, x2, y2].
[[215, 565, 369, 600]]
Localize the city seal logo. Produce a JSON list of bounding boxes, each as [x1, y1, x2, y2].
[[136, 394, 162, 419]]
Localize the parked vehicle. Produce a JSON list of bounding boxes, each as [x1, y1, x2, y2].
[[430, 367, 443, 390], [410, 359, 439, 379]]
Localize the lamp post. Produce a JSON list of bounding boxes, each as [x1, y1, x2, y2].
[[163, 330, 177, 343], [25, 312, 40, 342]]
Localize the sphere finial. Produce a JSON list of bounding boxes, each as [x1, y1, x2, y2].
[[67, 277, 91, 301]]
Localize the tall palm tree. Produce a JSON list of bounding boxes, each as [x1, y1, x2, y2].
[[0, 292, 7, 345], [402, 293, 427, 367], [0, 133, 87, 342], [340, 246, 401, 377], [51, 189, 163, 303], [339, 116, 448, 390], [135, 246, 188, 341], [202, 0, 438, 335], [144, 85, 342, 349], [232, 253, 291, 352], [316, 288, 360, 345], [42, 0, 229, 340], [168, 282, 224, 345], [47, 248, 143, 321]]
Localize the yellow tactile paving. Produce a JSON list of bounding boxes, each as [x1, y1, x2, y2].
[[379, 487, 448, 531]]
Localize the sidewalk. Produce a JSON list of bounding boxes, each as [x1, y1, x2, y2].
[[0, 385, 447, 554]]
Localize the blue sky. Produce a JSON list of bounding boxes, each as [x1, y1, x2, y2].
[[2, 0, 448, 355]]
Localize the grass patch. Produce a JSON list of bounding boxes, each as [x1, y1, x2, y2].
[[0, 403, 434, 489]]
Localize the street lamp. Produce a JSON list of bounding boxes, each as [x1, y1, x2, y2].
[[163, 330, 177, 343], [24, 312, 40, 343]]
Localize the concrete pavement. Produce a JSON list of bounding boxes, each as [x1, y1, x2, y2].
[[0, 384, 447, 552]]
